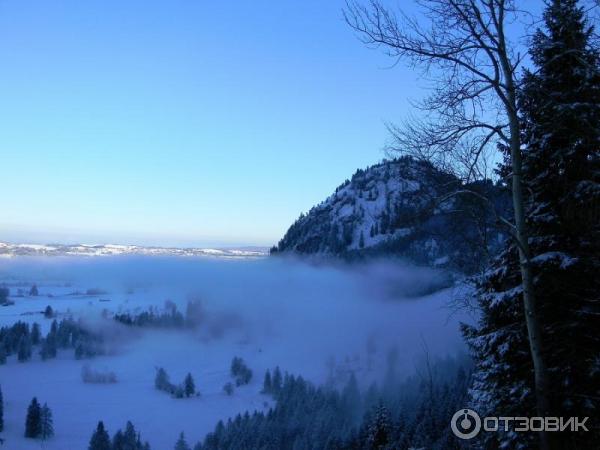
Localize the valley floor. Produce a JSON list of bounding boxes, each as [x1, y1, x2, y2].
[[0, 256, 468, 449]]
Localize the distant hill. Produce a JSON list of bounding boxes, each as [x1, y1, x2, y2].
[[272, 157, 511, 273], [0, 242, 268, 258]]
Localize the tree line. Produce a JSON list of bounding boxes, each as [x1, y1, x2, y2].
[[0, 317, 105, 364], [113, 300, 204, 329], [193, 357, 470, 450]]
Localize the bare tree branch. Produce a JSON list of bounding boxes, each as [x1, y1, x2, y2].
[[344, 0, 523, 182]]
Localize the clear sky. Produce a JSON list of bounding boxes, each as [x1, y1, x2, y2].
[[0, 0, 540, 248]]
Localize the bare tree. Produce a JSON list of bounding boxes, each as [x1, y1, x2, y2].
[[344, 1, 550, 448]]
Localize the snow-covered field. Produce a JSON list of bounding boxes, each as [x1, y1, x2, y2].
[[0, 256, 469, 449]]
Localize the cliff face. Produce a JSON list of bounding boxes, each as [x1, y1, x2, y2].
[[273, 157, 510, 273]]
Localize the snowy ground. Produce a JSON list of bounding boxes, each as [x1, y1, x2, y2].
[[0, 256, 470, 449]]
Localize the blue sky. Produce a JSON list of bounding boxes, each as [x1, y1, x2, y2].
[[0, 1, 539, 247]]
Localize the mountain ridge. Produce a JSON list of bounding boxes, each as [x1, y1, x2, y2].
[[272, 156, 510, 273]]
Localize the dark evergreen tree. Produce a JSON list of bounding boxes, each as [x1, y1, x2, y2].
[[155, 367, 172, 392], [17, 336, 32, 362], [50, 319, 57, 336], [230, 357, 242, 376], [112, 430, 125, 450], [230, 357, 252, 386], [174, 432, 191, 450], [184, 373, 196, 397], [122, 421, 137, 448], [29, 284, 39, 296], [40, 334, 58, 360], [521, 2, 600, 437], [464, 1, 600, 448], [366, 403, 391, 449], [40, 403, 53, 440], [262, 369, 272, 394], [44, 305, 54, 318], [31, 323, 41, 345], [272, 366, 282, 395], [112, 421, 149, 450], [24, 397, 41, 438], [89, 421, 111, 450]]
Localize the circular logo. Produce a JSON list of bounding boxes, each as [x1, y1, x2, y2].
[[451, 409, 481, 440]]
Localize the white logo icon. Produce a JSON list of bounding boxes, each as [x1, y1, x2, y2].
[[451, 408, 481, 439]]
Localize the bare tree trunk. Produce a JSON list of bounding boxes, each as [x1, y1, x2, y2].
[[502, 45, 551, 446], [509, 119, 551, 450], [499, 5, 552, 435]]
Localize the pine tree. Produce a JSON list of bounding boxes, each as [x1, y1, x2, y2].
[[40, 334, 57, 360], [184, 373, 196, 397], [31, 323, 41, 345], [272, 367, 282, 395], [521, 0, 600, 444], [25, 397, 41, 438], [29, 284, 38, 296], [110, 422, 150, 450], [155, 367, 172, 392], [262, 369, 272, 394], [17, 335, 32, 362], [112, 430, 125, 450], [44, 305, 54, 318], [230, 357, 242, 377], [465, 1, 600, 448], [113, 421, 141, 450], [174, 431, 191, 450], [366, 403, 391, 449], [40, 403, 54, 440], [89, 421, 111, 450]]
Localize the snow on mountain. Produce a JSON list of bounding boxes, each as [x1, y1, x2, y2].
[[0, 242, 267, 258], [273, 157, 510, 273]]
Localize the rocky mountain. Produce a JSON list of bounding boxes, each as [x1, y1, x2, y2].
[[272, 157, 511, 273]]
